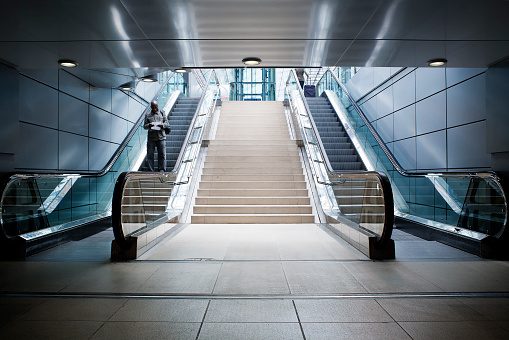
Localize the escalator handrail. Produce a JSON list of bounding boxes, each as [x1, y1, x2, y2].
[[286, 69, 393, 248], [319, 69, 508, 239], [289, 69, 336, 174], [112, 71, 220, 249]]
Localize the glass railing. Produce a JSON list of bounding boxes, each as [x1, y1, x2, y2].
[[315, 69, 508, 240], [0, 71, 186, 244], [285, 70, 393, 249], [112, 71, 220, 249]]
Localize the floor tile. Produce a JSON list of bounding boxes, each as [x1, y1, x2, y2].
[[20, 298, 127, 321], [170, 225, 235, 243], [146, 242, 186, 260], [395, 241, 479, 260], [460, 261, 509, 290], [90, 321, 200, 340], [377, 298, 486, 322], [301, 322, 411, 340], [457, 298, 509, 321], [0, 320, 103, 340], [230, 227, 275, 242], [276, 241, 338, 260], [62, 262, 161, 293], [225, 241, 280, 260], [400, 261, 509, 292], [137, 263, 222, 294], [156, 242, 229, 261], [0, 297, 45, 326], [198, 323, 303, 340], [320, 240, 366, 260], [342, 261, 442, 293], [110, 299, 209, 322], [0, 262, 99, 292], [494, 320, 509, 332], [205, 300, 298, 322], [283, 262, 367, 294], [400, 320, 509, 340], [295, 299, 393, 322], [213, 263, 290, 294]]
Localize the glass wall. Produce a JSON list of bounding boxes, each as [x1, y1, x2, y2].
[[229, 68, 276, 101]]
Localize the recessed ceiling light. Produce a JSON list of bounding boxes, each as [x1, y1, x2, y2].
[[175, 68, 188, 73], [242, 57, 262, 66], [58, 59, 78, 67], [141, 75, 157, 82], [427, 58, 447, 67]]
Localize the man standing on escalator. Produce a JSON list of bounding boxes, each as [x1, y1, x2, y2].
[[144, 100, 169, 172]]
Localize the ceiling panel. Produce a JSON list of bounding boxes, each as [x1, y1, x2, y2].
[[0, 41, 168, 69], [358, 0, 509, 41], [0, 0, 146, 41], [338, 40, 509, 68], [0, 0, 507, 73]]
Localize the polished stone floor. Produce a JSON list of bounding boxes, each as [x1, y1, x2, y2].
[[1, 224, 509, 339]]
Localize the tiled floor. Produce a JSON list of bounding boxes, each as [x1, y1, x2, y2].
[[1, 224, 509, 339]]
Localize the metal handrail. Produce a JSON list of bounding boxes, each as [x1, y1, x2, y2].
[[315, 68, 508, 239], [112, 71, 220, 249]]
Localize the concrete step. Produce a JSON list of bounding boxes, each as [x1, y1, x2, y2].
[[199, 181, 307, 189], [191, 214, 315, 224], [207, 145, 297, 151], [196, 188, 309, 197], [206, 150, 299, 157], [200, 174, 305, 181], [193, 205, 313, 214], [205, 155, 300, 163], [208, 140, 294, 146], [203, 162, 302, 169], [195, 196, 311, 205], [202, 167, 304, 175]]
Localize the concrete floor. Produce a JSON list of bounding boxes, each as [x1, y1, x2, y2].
[[1, 224, 509, 339]]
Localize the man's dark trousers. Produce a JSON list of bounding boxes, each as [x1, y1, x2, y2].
[[147, 139, 166, 172]]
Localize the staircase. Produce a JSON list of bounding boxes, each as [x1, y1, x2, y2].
[[191, 101, 315, 223], [306, 96, 364, 171], [142, 97, 200, 171]]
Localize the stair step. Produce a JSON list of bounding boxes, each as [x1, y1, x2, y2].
[[197, 189, 309, 197], [193, 205, 312, 214], [195, 196, 311, 205], [191, 214, 315, 224], [199, 181, 307, 189]]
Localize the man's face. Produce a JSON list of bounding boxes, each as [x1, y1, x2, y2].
[[151, 102, 158, 112]]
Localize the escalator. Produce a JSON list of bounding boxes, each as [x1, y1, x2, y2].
[[308, 68, 509, 258], [286, 72, 394, 259], [0, 71, 196, 258], [306, 97, 364, 171]]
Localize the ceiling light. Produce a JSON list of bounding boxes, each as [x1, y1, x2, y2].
[[427, 58, 447, 67], [141, 75, 157, 82], [242, 57, 262, 66], [175, 68, 188, 73], [119, 81, 135, 91], [58, 59, 78, 67]]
